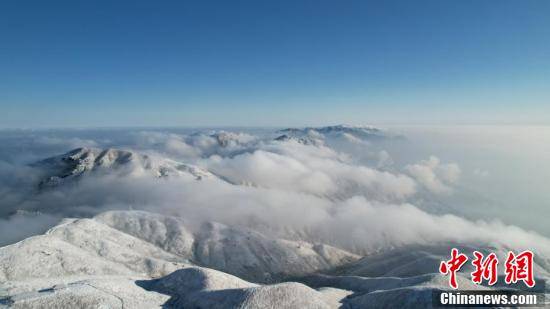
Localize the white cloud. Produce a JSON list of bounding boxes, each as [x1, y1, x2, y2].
[[2, 127, 550, 259], [205, 140, 415, 201], [473, 168, 490, 177], [405, 156, 461, 195]]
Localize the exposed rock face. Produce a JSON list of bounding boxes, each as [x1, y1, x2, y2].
[[274, 134, 324, 146], [211, 131, 256, 148]]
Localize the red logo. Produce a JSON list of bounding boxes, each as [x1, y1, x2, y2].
[[471, 251, 498, 286], [439, 248, 469, 289], [439, 249, 535, 289], [505, 250, 535, 288]]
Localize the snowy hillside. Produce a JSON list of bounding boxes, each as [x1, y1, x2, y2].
[[0, 211, 358, 283], [96, 211, 360, 282], [34, 147, 217, 187], [1, 210, 548, 308]]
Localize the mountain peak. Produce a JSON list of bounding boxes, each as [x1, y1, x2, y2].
[[278, 125, 398, 142], [34, 148, 216, 187]]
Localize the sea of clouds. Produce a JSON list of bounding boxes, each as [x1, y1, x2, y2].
[[0, 126, 549, 257]]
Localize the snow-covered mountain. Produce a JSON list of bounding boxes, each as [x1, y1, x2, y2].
[[278, 125, 401, 142], [0, 211, 358, 282], [34, 147, 216, 187], [0, 210, 359, 308], [1, 210, 548, 308], [96, 211, 359, 282], [1, 266, 346, 308], [209, 131, 257, 148]]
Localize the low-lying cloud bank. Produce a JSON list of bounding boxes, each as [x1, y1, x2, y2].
[[405, 156, 461, 195], [0, 126, 548, 257]]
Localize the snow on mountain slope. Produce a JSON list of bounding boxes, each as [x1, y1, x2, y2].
[[179, 130, 259, 158], [0, 217, 187, 282], [297, 248, 549, 308], [34, 147, 216, 187], [1, 275, 171, 309], [278, 125, 401, 142], [0, 211, 358, 308], [0, 210, 359, 284], [94, 211, 196, 259], [2, 211, 548, 308], [1, 267, 347, 309], [331, 244, 550, 279], [139, 267, 342, 308], [274, 134, 324, 146], [96, 210, 360, 282], [299, 272, 486, 307]]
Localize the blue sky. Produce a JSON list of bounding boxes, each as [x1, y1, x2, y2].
[[1, 0, 549, 128]]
